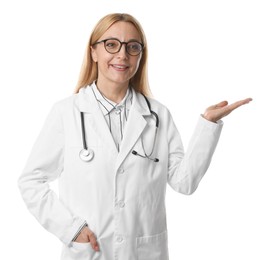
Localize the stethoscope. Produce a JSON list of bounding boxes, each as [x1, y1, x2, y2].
[[79, 95, 159, 163]]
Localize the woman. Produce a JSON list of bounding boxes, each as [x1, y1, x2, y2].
[[18, 13, 252, 260]]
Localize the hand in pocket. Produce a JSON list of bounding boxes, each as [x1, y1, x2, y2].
[[74, 226, 100, 251]]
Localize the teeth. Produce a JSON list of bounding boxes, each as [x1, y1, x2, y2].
[[113, 65, 127, 69]]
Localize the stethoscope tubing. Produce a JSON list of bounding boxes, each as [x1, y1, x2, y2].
[[79, 112, 94, 161], [79, 94, 159, 162], [80, 112, 87, 150]]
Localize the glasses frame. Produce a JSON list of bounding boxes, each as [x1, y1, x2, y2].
[[93, 38, 144, 56]]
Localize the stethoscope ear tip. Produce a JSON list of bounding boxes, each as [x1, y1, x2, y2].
[[132, 150, 159, 163]]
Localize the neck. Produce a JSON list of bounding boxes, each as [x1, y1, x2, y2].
[[96, 81, 129, 103]]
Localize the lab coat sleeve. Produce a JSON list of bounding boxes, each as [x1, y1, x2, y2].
[[18, 103, 86, 246], [167, 113, 223, 195]]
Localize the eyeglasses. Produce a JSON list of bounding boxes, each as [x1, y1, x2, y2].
[[93, 38, 144, 56]]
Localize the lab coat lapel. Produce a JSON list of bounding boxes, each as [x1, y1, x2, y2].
[[115, 90, 150, 171], [77, 87, 118, 154]]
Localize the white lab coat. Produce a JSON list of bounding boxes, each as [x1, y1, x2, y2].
[[18, 85, 223, 260]]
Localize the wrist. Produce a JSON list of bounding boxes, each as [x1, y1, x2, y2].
[[202, 114, 217, 123]]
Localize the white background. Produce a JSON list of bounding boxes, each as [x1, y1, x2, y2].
[[0, 0, 264, 259]]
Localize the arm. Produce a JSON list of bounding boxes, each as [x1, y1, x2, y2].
[[18, 103, 86, 246], [167, 97, 252, 194], [167, 115, 223, 195]]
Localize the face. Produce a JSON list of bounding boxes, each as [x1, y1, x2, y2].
[[91, 21, 143, 88]]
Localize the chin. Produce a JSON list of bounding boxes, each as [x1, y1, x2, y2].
[[110, 77, 131, 86]]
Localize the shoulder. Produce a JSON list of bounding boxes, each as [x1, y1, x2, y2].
[[142, 94, 172, 117], [51, 92, 80, 114]]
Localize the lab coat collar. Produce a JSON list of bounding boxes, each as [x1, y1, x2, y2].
[[76, 83, 151, 169], [77, 82, 151, 116], [115, 90, 151, 169], [89, 83, 133, 116]]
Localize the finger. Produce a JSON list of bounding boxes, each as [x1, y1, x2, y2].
[[215, 100, 228, 108], [227, 98, 253, 112], [207, 100, 228, 111], [88, 232, 100, 251], [241, 97, 253, 104]]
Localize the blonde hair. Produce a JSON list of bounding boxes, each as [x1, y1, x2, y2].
[[74, 13, 151, 96]]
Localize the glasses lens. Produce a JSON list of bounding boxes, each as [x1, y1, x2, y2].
[[127, 42, 142, 56], [104, 39, 120, 54]]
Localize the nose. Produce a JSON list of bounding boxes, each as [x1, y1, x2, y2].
[[117, 43, 128, 57]]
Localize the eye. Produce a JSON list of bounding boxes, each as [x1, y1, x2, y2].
[[127, 42, 142, 52], [105, 40, 119, 49]]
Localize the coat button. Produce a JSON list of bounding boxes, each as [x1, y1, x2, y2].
[[118, 200, 125, 208], [118, 168, 124, 174], [116, 236, 123, 243], [115, 108, 122, 114]]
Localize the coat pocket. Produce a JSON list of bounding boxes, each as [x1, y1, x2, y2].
[[62, 242, 97, 260], [136, 230, 169, 260]]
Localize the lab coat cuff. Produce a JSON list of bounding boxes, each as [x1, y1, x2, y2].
[[71, 221, 88, 242], [199, 114, 224, 129], [63, 218, 87, 246]]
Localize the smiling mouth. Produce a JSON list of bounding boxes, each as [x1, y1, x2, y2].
[[111, 64, 129, 71]]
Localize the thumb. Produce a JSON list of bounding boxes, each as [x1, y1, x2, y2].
[[87, 230, 100, 251], [215, 100, 228, 108], [206, 100, 228, 111]]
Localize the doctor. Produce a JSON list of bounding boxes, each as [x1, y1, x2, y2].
[[18, 13, 252, 260]]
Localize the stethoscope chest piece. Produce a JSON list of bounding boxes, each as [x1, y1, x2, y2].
[[78, 94, 159, 163], [79, 148, 94, 162]]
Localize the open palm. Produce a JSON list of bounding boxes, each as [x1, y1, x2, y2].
[[203, 98, 252, 122]]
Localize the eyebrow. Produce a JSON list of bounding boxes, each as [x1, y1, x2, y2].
[[103, 37, 142, 43]]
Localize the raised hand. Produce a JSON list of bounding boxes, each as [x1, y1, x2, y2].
[[203, 98, 252, 123]]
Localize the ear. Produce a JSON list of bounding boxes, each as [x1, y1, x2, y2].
[[90, 46, 98, 62]]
